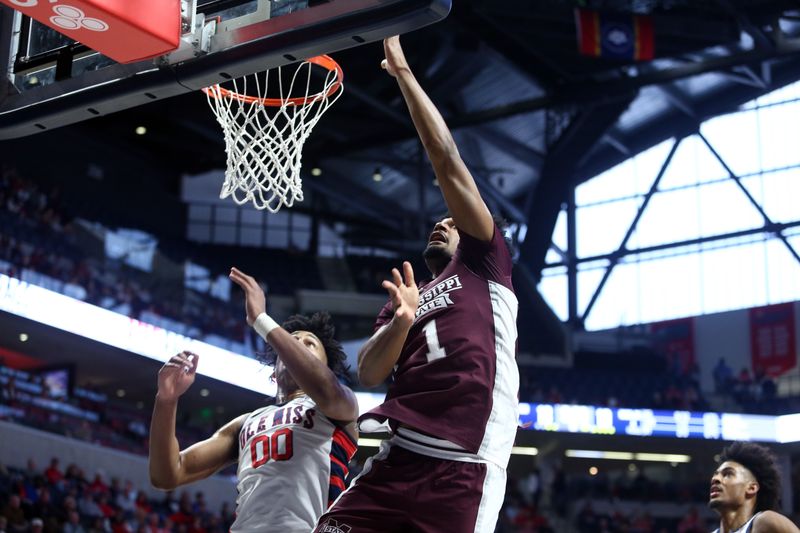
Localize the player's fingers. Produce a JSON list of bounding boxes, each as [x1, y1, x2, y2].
[[391, 268, 403, 287], [402, 261, 415, 287], [185, 352, 200, 371]]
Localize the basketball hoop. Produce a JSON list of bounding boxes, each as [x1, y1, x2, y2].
[[202, 55, 343, 212]]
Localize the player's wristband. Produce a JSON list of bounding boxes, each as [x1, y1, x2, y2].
[[252, 313, 280, 341]]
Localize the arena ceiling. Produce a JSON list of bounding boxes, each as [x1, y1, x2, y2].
[[5, 0, 800, 270], [3, 0, 800, 361]]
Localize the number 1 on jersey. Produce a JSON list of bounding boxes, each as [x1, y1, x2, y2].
[[423, 320, 447, 362]]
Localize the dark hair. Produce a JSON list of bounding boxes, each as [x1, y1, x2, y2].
[[719, 441, 781, 512], [257, 312, 351, 383]]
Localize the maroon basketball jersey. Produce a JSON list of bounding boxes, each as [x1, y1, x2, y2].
[[361, 226, 519, 468]]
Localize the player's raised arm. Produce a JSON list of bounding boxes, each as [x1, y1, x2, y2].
[[148, 352, 243, 490], [382, 35, 494, 242], [358, 261, 419, 388], [229, 267, 358, 423]]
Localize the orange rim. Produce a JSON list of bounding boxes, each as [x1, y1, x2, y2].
[[201, 55, 343, 107]]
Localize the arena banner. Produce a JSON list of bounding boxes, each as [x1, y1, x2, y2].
[[749, 302, 797, 376], [575, 8, 654, 61], [650, 316, 695, 375]]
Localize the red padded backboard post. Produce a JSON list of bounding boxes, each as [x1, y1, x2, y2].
[[1, 0, 181, 63]]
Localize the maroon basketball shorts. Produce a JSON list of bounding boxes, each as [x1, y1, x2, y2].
[[313, 439, 506, 533]]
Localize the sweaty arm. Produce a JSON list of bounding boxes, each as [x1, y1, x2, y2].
[[753, 511, 800, 532], [148, 351, 243, 490], [382, 36, 494, 242], [358, 262, 418, 388], [229, 267, 358, 425]]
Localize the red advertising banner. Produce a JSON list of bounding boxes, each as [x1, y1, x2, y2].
[[0, 0, 180, 64], [650, 317, 695, 375], [749, 302, 797, 377]]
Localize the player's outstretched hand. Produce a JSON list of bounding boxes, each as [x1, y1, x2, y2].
[[229, 267, 266, 326], [381, 35, 409, 78], [382, 261, 419, 328], [157, 351, 199, 401]]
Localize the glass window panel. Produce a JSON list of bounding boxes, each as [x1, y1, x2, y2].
[[291, 230, 311, 251], [629, 139, 675, 196], [538, 272, 568, 322], [267, 211, 291, 228], [659, 136, 727, 189], [187, 222, 210, 243], [637, 253, 702, 323], [291, 213, 312, 230], [761, 167, 800, 223], [239, 226, 262, 247], [633, 187, 700, 248], [765, 239, 800, 304], [214, 206, 237, 223], [213, 225, 236, 245], [241, 209, 264, 225], [697, 180, 763, 237], [578, 266, 608, 323], [758, 103, 800, 170], [266, 228, 289, 248], [551, 209, 567, 251], [583, 261, 640, 330], [576, 199, 639, 258], [700, 240, 768, 314], [700, 111, 761, 177], [545, 247, 563, 265], [576, 159, 637, 206], [188, 204, 212, 222]]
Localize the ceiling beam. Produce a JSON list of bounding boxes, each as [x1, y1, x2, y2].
[[328, 36, 800, 156], [519, 92, 637, 279]]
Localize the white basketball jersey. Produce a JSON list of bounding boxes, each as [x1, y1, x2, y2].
[[231, 395, 357, 533]]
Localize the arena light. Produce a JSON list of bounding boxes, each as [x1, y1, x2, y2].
[[566, 450, 633, 460], [511, 446, 539, 456], [565, 449, 691, 463], [635, 453, 691, 463]]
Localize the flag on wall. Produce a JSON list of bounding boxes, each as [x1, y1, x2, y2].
[[575, 9, 654, 61], [750, 303, 797, 376]]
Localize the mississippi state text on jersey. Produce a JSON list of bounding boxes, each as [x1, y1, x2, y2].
[[363, 226, 519, 469]]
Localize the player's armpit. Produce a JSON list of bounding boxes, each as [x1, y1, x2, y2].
[[753, 511, 800, 533]]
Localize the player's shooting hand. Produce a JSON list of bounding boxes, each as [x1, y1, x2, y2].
[[381, 35, 409, 78], [229, 267, 266, 326], [157, 351, 199, 401], [382, 261, 419, 328]]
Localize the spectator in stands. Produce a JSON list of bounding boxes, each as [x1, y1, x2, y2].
[[713, 358, 733, 393], [677, 506, 704, 533], [1, 494, 27, 532], [30, 518, 44, 533], [63, 510, 86, 533], [44, 458, 63, 486]]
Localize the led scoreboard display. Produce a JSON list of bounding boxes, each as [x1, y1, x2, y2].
[[519, 403, 783, 443]]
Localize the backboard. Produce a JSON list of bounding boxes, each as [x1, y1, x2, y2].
[[0, 0, 451, 139]]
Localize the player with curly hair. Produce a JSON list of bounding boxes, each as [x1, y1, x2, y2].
[[148, 267, 358, 533], [709, 441, 799, 533]]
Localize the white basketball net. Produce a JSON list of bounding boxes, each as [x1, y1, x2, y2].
[[203, 58, 343, 212]]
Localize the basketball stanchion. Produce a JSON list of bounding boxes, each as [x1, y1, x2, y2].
[[202, 55, 343, 212]]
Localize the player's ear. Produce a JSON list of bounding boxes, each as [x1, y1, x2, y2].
[[745, 480, 759, 497]]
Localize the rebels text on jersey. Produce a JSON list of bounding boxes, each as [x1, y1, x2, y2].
[[232, 396, 356, 533]]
